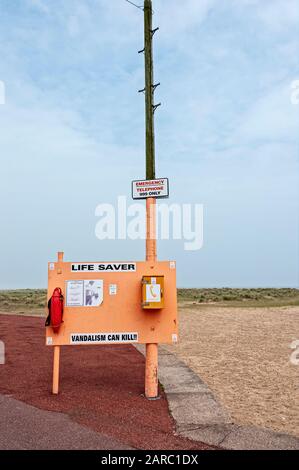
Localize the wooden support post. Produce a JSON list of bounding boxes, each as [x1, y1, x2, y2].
[[145, 197, 158, 398], [145, 343, 158, 399], [146, 197, 157, 262], [51, 251, 63, 395], [143, 0, 159, 399], [52, 345, 60, 395]]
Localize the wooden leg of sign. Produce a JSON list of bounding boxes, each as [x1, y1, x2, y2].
[[52, 346, 60, 395], [145, 343, 158, 399], [52, 252, 63, 395]]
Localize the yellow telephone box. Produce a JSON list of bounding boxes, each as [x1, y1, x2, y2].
[[142, 275, 164, 309]]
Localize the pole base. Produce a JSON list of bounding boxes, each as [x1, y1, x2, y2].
[[145, 395, 161, 401]]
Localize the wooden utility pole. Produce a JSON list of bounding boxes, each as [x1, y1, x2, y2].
[[144, 0, 155, 180], [142, 0, 160, 399]]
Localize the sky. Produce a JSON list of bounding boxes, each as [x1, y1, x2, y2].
[[0, 0, 298, 288]]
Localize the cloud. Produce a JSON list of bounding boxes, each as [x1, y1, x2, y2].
[[224, 81, 299, 149], [26, 0, 49, 14], [230, 0, 299, 28], [0, 0, 298, 287], [155, 0, 216, 37], [256, 0, 299, 32]]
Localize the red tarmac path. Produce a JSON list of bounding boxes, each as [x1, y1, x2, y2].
[[0, 314, 212, 450]]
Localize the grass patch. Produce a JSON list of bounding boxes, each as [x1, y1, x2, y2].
[[0, 288, 298, 316], [178, 288, 299, 307], [0, 289, 47, 315]]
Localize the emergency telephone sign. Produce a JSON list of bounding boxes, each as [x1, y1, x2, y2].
[[132, 178, 169, 199]]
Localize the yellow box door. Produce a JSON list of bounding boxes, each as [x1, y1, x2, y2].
[[142, 276, 164, 309]]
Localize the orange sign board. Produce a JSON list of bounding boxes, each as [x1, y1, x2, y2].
[[46, 260, 178, 346]]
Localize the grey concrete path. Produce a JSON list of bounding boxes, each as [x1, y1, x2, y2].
[[0, 394, 131, 450], [136, 345, 299, 450]]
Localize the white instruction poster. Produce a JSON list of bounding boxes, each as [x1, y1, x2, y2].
[[66, 280, 104, 307], [66, 280, 84, 306]]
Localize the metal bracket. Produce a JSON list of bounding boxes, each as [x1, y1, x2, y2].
[[151, 27, 159, 36], [152, 83, 160, 92], [139, 83, 160, 94], [152, 103, 161, 113], [138, 48, 145, 54]]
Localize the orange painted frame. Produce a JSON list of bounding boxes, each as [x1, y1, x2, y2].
[[46, 260, 178, 346]]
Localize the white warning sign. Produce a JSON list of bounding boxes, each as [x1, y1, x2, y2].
[[66, 280, 104, 307], [132, 178, 169, 199], [71, 263, 136, 272], [109, 284, 117, 295], [70, 332, 138, 344]]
